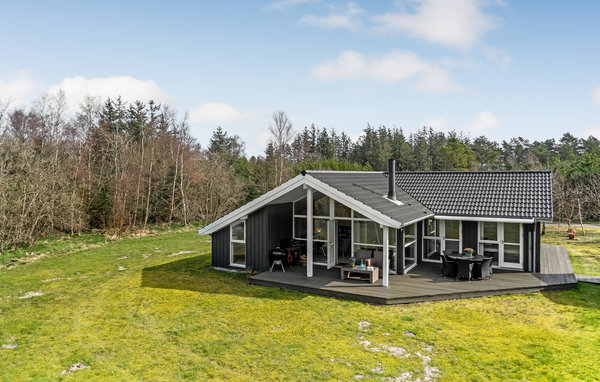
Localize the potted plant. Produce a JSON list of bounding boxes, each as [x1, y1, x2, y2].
[[464, 248, 474, 257], [349, 257, 356, 268]]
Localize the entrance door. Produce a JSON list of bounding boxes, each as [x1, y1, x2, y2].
[[327, 219, 336, 269], [501, 223, 522, 269], [478, 222, 522, 269]]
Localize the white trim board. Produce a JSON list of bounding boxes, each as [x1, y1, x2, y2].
[[435, 215, 534, 224], [198, 173, 407, 235]]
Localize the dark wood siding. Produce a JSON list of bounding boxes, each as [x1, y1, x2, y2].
[[211, 227, 230, 268], [245, 202, 293, 273], [462, 221, 478, 252]]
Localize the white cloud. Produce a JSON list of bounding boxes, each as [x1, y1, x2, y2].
[[47, 75, 172, 113], [465, 110, 499, 132], [482, 46, 513, 67], [591, 86, 600, 105], [299, 3, 362, 30], [265, 0, 319, 11], [0, 70, 43, 106], [311, 50, 462, 93], [189, 103, 255, 123], [426, 116, 448, 131], [373, 0, 496, 49]]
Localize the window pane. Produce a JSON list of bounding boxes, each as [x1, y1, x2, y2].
[[353, 220, 382, 245], [334, 201, 351, 218], [404, 223, 415, 237], [504, 223, 520, 244], [425, 219, 437, 237], [313, 191, 329, 216], [294, 217, 307, 239], [404, 242, 416, 268], [313, 242, 327, 263], [232, 243, 245, 265], [444, 240, 459, 254], [390, 228, 397, 248], [353, 210, 367, 219], [423, 238, 441, 261], [480, 243, 499, 266], [231, 222, 244, 241], [294, 197, 307, 215], [504, 244, 520, 264], [480, 222, 497, 241], [313, 219, 328, 241], [445, 220, 460, 240]]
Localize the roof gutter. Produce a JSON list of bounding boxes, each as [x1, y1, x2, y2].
[[434, 215, 535, 224]]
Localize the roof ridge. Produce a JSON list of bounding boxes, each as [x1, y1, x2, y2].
[[305, 170, 384, 174], [389, 170, 552, 174]]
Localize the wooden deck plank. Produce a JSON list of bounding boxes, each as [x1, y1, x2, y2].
[[248, 245, 577, 304]]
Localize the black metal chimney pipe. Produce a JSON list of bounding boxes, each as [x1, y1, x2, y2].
[[388, 159, 396, 200]]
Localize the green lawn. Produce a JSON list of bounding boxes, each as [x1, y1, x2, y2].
[[1, 230, 599, 381], [542, 226, 600, 276]]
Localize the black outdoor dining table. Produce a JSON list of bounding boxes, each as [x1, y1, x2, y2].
[[447, 254, 486, 262]]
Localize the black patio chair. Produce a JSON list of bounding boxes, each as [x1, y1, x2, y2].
[[440, 253, 457, 277], [472, 257, 492, 280], [456, 258, 473, 281]]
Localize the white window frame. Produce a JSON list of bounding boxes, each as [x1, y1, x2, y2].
[[403, 223, 417, 273], [292, 194, 398, 271], [477, 222, 523, 269], [230, 220, 246, 268], [422, 219, 462, 263]]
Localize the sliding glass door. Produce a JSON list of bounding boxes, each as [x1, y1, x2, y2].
[[422, 219, 462, 263]]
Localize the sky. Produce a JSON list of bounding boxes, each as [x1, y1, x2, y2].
[[1, 0, 600, 156]]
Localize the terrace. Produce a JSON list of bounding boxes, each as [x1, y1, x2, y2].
[[249, 243, 576, 304]]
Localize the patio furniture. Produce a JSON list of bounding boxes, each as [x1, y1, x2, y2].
[[371, 250, 391, 272], [440, 253, 457, 277], [355, 249, 372, 267], [340, 266, 379, 283], [456, 258, 473, 281], [472, 257, 493, 280]]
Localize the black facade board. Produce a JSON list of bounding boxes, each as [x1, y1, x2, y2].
[[211, 227, 230, 268]]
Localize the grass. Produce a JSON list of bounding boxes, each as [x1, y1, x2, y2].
[[0, 230, 598, 381], [542, 226, 600, 276]]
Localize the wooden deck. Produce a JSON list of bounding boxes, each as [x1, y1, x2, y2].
[[249, 245, 577, 304]]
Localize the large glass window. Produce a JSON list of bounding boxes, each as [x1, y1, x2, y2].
[[313, 219, 328, 241], [294, 217, 307, 239], [422, 219, 441, 262], [230, 221, 246, 267], [353, 220, 382, 245], [480, 222, 497, 241], [334, 201, 351, 218], [313, 191, 329, 217], [294, 197, 307, 216]]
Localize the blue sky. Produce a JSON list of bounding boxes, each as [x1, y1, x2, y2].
[[1, 0, 599, 155]]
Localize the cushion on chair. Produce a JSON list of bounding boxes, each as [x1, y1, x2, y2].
[[355, 249, 372, 266]]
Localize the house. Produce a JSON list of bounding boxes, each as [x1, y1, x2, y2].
[[197, 160, 553, 288]]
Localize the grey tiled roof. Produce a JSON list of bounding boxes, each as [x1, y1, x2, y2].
[[392, 171, 553, 220], [306, 171, 433, 225]]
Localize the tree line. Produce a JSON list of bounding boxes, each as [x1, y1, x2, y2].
[[0, 96, 597, 249]]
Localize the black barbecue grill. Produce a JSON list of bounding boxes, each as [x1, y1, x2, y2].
[[268, 239, 305, 272]]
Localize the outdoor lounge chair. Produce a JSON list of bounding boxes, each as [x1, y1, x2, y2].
[[354, 249, 372, 267], [456, 258, 473, 281], [440, 252, 457, 277], [371, 250, 391, 272], [472, 257, 493, 280]]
